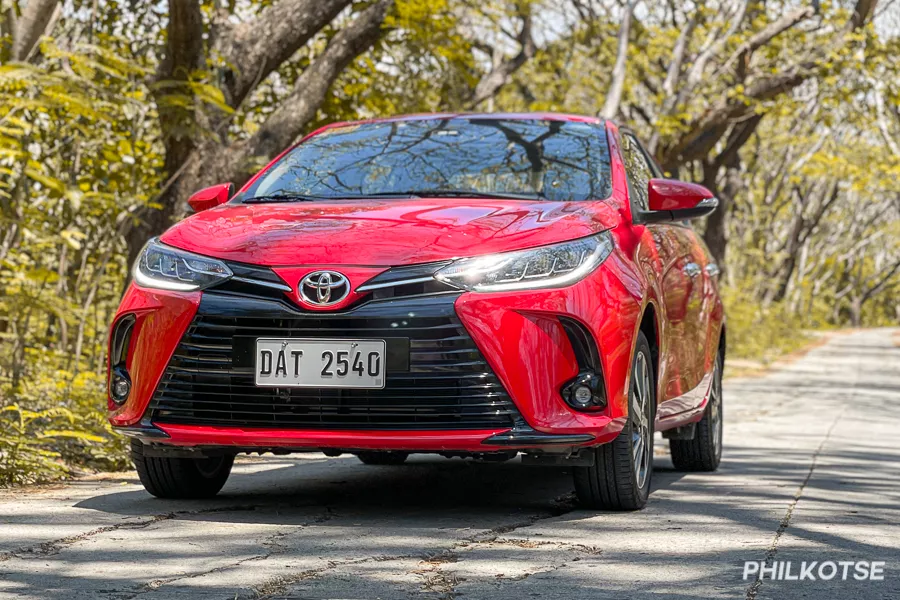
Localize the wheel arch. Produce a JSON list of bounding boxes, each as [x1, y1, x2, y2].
[[638, 301, 661, 394]]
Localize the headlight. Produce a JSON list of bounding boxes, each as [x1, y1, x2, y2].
[[133, 238, 232, 291], [434, 231, 614, 292]]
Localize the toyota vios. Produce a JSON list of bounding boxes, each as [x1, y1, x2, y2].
[[109, 113, 725, 510]]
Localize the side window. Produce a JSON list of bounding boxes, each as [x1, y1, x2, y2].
[[621, 133, 653, 211]]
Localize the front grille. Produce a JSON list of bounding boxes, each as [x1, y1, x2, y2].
[[212, 259, 457, 305], [148, 293, 521, 430]]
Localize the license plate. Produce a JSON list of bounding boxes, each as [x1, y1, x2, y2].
[[255, 338, 386, 388]]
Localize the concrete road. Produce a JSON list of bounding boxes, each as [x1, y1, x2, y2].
[[1, 328, 898, 599]]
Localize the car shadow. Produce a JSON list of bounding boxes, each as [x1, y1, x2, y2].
[[74, 447, 690, 525]]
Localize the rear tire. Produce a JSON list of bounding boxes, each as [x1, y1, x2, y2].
[[356, 451, 409, 465], [574, 332, 655, 511], [670, 349, 723, 472], [131, 440, 234, 499]]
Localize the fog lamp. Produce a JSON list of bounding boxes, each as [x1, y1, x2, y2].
[[561, 371, 606, 411], [110, 367, 131, 404], [573, 385, 593, 407]]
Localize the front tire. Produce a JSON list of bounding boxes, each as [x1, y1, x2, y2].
[[670, 349, 723, 471], [131, 440, 234, 499], [356, 451, 409, 465], [574, 332, 655, 511]]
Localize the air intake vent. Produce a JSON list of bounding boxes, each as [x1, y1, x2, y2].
[[110, 314, 136, 367]]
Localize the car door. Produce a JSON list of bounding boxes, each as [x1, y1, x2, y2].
[[620, 132, 708, 407], [684, 230, 720, 385]]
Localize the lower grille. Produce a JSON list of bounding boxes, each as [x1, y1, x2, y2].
[[148, 293, 521, 430]]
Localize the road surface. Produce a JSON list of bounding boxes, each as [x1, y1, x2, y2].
[[1, 328, 898, 599]]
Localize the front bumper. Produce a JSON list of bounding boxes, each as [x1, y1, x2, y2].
[[109, 260, 641, 452], [115, 420, 596, 452]]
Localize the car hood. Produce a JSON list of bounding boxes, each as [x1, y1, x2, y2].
[[160, 197, 620, 267]]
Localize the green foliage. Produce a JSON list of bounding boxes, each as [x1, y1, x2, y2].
[[0, 36, 158, 485], [720, 282, 811, 363], [0, 399, 123, 487]]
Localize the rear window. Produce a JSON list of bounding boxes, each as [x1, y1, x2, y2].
[[239, 118, 612, 202]]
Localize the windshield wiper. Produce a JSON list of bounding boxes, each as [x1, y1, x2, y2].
[[243, 192, 423, 203], [242, 194, 330, 204], [389, 189, 547, 201]]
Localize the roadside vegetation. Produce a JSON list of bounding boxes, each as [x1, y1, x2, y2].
[[1, 0, 898, 485]]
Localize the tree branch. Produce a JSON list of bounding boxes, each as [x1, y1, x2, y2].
[[466, 6, 536, 109], [684, 0, 750, 90], [715, 6, 814, 80], [661, 0, 876, 169], [720, 114, 763, 166], [648, 12, 697, 154], [600, 0, 637, 120], [861, 258, 900, 303], [212, 0, 353, 110], [871, 77, 900, 156], [203, 0, 393, 188], [850, 0, 879, 30], [662, 12, 697, 98]]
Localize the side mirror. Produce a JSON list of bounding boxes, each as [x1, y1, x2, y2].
[[639, 178, 718, 223], [187, 183, 234, 213]]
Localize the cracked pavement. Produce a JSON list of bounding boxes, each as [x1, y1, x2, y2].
[[1, 328, 898, 599]]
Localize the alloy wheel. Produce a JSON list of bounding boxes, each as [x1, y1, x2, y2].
[[709, 356, 723, 457], [631, 351, 652, 489]]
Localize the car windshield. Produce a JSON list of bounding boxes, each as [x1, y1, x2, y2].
[[238, 118, 613, 203]]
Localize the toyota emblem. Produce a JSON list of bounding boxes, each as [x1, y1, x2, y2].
[[299, 271, 350, 306]]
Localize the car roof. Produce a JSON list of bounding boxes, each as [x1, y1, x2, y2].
[[314, 112, 605, 133]]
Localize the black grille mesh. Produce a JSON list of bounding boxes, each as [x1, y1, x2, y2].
[[148, 303, 520, 430]]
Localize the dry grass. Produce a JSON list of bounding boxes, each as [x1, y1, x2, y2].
[[724, 330, 842, 380]]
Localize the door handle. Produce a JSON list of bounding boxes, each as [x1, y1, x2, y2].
[[705, 263, 720, 277], [683, 262, 702, 277]]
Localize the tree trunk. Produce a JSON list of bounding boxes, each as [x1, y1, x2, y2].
[[701, 160, 741, 269], [125, 0, 393, 267], [849, 296, 862, 328], [10, 0, 60, 61], [125, 0, 205, 266], [600, 1, 636, 120], [765, 204, 805, 305]]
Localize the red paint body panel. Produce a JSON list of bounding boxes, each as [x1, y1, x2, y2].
[[187, 183, 233, 213], [159, 198, 621, 267], [108, 285, 200, 426], [455, 247, 641, 435], [155, 424, 600, 451], [648, 178, 714, 211], [109, 113, 725, 454]]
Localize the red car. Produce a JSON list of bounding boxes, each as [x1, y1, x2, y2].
[[108, 113, 725, 510]]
